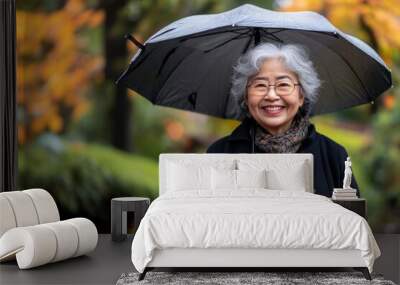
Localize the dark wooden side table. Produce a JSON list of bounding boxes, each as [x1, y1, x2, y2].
[[111, 197, 150, 242], [331, 198, 367, 219]]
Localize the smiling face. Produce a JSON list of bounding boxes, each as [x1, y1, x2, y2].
[[245, 57, 304, 135]]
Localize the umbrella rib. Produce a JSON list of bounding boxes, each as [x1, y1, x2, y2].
[[155, 31, 249, 82], [223, 34, 258, 117], [261, 29, 285, 43], [154, 30, 251, 104], [242, 31, 254, 54], [295, 31, 372, 102], [116, 48, 155, 84], [157, 46, 179, 76], [179, 26, 250, 42], [150, 27, 176, 41], [204, 30, 252, 53], [268, 28, 287, 34], [153, 47, 198, 102], [259, 29, 284, 43]]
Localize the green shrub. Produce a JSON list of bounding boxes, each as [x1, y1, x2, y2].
[[18, 139, 158, 233], [362, 104, 400, 233]]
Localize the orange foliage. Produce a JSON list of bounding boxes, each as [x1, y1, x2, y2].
[[164, 119, 185, 141], [383, 94, 395, 110], [280, 0, 400, 110], [279, 0, 323, 11], [17, 0, 104, 145]]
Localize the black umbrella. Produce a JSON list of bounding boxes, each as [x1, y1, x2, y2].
[[117, 4, 392, 119]]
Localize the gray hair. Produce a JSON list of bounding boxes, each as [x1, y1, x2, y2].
[[226, 43, 322, 119]]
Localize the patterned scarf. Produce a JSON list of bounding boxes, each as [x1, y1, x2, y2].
[[254, 112, 310, 153]]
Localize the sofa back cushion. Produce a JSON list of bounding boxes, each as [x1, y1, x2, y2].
[[237, 169, 268, 189], [0, 189, 60, 238], [211, 168, 237, 190], [237, 154, 313, 192], [159, 154, 313, 195], [211, 168, 267, 190], [162, 155, 236, 193], [166, 162, 211, 191]]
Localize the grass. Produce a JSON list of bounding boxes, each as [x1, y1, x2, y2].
[[311, 117, 368, 182], [68, 142, 159, 199], [311, 116, 369, 155]]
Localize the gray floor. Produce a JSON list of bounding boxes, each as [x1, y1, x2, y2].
[[0, 234, 399, 285], [375, 234, 400, 284], [0, 234, 135, 285]]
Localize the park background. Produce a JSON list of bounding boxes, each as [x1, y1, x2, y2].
[[16, 0, 400, 233]]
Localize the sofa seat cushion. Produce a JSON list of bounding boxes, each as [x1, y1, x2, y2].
[[0, 218, 98, 269]]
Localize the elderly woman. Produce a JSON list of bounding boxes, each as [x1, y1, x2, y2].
[[207, 43, 359, 198]]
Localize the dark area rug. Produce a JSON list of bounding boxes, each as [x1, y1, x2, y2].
[[116, 271, 396, 285]]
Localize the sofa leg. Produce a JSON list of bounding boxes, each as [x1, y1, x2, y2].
[[354, 267, 371, 280], [138, 268, 147, 281]]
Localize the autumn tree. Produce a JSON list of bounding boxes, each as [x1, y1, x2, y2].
[[280, 0, 400, 232], [280, 0, 399, 114], [16, 0, 104, 145]]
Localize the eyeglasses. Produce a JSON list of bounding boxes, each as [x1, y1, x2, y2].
[[247, 78, 301, 97]]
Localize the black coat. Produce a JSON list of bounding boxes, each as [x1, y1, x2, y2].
[[206, 117, 360, 198]]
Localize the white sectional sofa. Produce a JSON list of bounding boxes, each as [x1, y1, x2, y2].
[[0, 188, 98, 269]]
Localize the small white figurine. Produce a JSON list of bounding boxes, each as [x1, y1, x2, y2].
[[343, 157, 353, 189]]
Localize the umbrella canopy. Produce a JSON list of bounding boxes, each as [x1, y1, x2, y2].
[[117, 4, 392, 120]]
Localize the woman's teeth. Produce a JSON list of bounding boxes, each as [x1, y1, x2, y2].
[[264, 106, 283, 110], [262, 106, 285, 115]]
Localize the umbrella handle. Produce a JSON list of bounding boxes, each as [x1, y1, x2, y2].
[[125, 34, 145, 50]]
